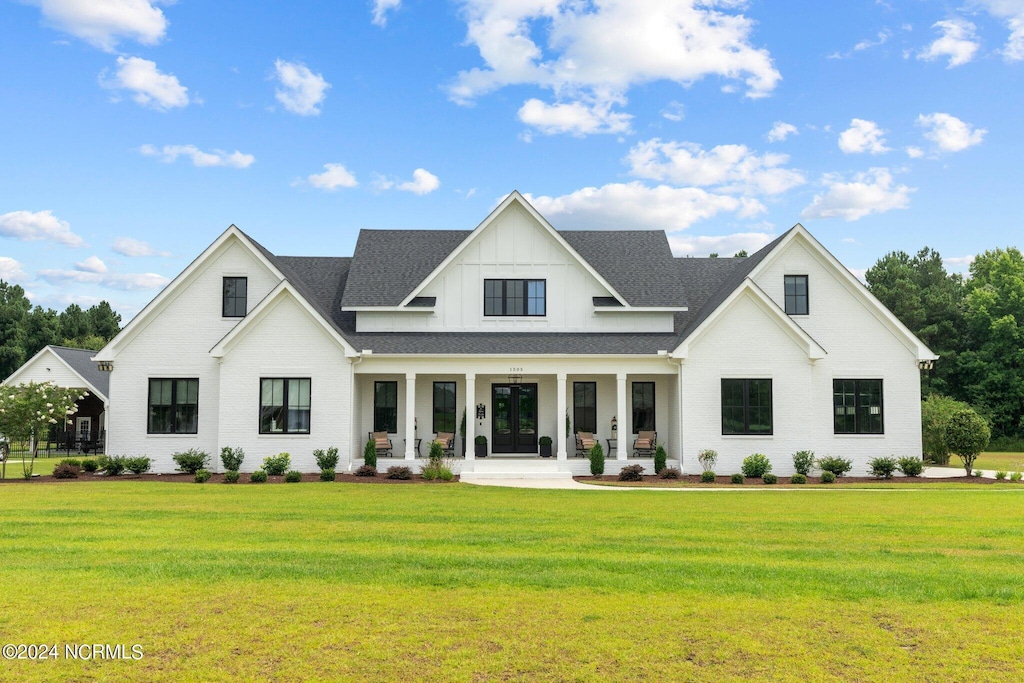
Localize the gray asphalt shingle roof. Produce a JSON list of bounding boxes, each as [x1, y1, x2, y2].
[[49, 346, 110, 399]]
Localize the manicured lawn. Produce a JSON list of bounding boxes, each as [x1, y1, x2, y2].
[[1, 482, 1022, 681], [965, 452, 1024, 472], [0, 458, 61, 477]]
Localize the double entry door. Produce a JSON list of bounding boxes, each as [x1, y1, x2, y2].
[[491, 384, 538, 453]]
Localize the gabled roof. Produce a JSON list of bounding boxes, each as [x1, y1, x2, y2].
[[3, 345, 109, 402]]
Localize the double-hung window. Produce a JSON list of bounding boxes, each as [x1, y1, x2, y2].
[[260, 378, 311, 434], [374, 381, 398, 433], [433, 381, 457, 434], [833, 379, 883, 434], [631, 382, 655, 432], [223, 277, 247, 317], [484, 279, 546, 316], [721, 379, 773, 435], [148, 378, 199, 434], [573, 381, 597, 434]]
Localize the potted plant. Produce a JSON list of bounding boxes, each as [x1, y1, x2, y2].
[[474, 434, 488, 458], [538, 435, 553, 457]]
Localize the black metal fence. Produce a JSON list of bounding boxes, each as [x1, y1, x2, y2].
[[1, 429, 106, 459]]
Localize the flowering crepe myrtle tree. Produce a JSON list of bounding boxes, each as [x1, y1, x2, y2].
[[0, 381, 84, 479]]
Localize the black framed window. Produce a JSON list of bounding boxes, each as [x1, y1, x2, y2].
[[631, 382, 655, 432], [784, 275, 808, 315], [433, 381, 456, 433], [573, 381, 597, 434], [260, 378, 311, 434], [721, 379, 773, 435], [374, 381, 398, 433], [148, 378, 199, 434], [223, 277, 247, 317], [834, 379, 883, 434], [483, 279, 546, 316]]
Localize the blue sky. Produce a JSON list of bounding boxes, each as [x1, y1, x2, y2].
[[1, 0, 1022, 316]]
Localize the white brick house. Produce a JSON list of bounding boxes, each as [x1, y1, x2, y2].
[[90, 192, 936, 477]]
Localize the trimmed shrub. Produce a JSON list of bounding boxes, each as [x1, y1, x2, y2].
[[762, 473, 778, 485], [973, 469, 983, 478], [995, 470, 1007, 481], [319, 469, 336, 482], [697, 449, 718, 472], [589, 442, 605, 476], [921, 394, 971, 465], [194, 469, 212, 483], [790, 473, 807, 484], [80, 458, 98, 473], [741, 453, 772, 478], [868, 456, 898, 479], [262, 453, 291, 476], [124, 456, 151, 475], [897, 457, 923, 477], [1010, 471, 1022, 482], [59, 458, 82, 468], [730, 473, 744, 485], [173, 449, 210, 474], [437, 467, 455, 482], [421, 464, 437, 481], [792, 450, 815, 476], [250, 469, 268, 483], [944, 408, 991, 475], [52, 463, 79, 479], [386, 466, 412, 480], [355, 464, 377, 477], [313, 447, 339, 471], [224, 470, 240, 483], [220, 446, 245, 472], [363, 439, 377, 469], [284, 470, 302, 483], [618, 464, 645, 481], [659, 467, 680, 480], [654, 445, 667, 474], [101, 455, 127, 476], [821, 471, 836, 484], [816, 456, 853, 477], [700, 471, 716, 483], [538, 435, 552, 446], [428, 441, 444, 462]]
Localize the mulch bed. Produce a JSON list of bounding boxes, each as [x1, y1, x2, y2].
[[0, 472, 459, 485], [575, 474, 1010, 486]]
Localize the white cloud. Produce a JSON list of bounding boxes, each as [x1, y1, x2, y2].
[[112, 236, 171, 257], [971, 1, 1024, 61], [855, 28, 893, 51], [523, 182, 765, 232], [801, 168, 914, 222], [838, 118, 891, 154], [943, 254, 975, 270], [767, 121, 798, 143], [26, 0, 168, 51], [916, 112, 987, 152], [661, 101, 685, 122], [38, 268, 170, 291], [667, 232, 776, 257], [101, 56, 189, 110], [398, 168, 441, 195], [75, 256, 107, 273], [917, 19, 979, 68], [139, 144, 255, 168], [841, 237, 860, 245], [626, 138, 806, 196], [0, 210, 84, 247], [517, 98, 632, 136], [298, 163, 359, 191], [905, 146, 924, 158], [0, 257, 27, 282], [371, 0, 402, 27], [273, 60, 330, 116]]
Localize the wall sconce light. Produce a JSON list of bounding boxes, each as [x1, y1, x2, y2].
[[917, 359, 935, 371], [476, 403, 486, 420], [97, 361, 113, 372], [508, 373, 522, 386]]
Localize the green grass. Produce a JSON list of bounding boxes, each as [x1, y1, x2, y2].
[[1, 483, 1023, 681], [964, 452, 1024, 472]]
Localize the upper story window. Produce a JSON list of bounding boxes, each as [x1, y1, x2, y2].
[[484, 279, 546, 316], [223, 277, 247, 317], [148, 378, 199, 434], [784, 275, 808, 315], [834, 379, 883, 434]]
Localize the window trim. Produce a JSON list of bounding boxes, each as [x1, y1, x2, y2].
[[573, 381, 597, 434], [222, 276, 248, 318], [784, 274, 809, 316], [721, 378, 774, 436], [259, 377, 312, 435], [147, 378, 199, 435], [833, 378, 884, 435], [432, 381, 457, 434], [373, 380, 399, 434], [483, 279, 547, 317], [631, 381, 656, 433]]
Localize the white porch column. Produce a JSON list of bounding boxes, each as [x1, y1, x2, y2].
[[465, 374, 476, 460], [616, 373, 628, 460], [405, 373, 416, 460], [556, 372, 568, 460]]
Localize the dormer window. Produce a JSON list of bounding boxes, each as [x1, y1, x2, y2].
[[484, 279, 546, 316], [223, 277, 247, 317], [784, 275, 808, 315]]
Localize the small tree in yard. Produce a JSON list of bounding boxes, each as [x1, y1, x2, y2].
[[363, 439, 377, 469], [0, 381, 83, 479], [944, 408, 991, 475], [589, 442, 605, 476], [697, 449, 718, 474], [654, 445, 667, 474]]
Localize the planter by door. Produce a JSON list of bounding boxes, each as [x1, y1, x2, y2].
[[539, 443, 552, 457], [475, 443, 488, 458]]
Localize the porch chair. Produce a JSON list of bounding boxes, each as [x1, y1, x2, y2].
[[432, 432, 455, 458], [633, 431, 657, 458], [575, 431, 597, 458], [369, 431, 393, 458]]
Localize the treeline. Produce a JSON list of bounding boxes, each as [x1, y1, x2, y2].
[[865, 246, 1024, 444], [0, 281, 122, 380]]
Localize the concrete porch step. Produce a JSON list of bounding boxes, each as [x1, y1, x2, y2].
[[461, 470, 575, 481], [462, 458, 573, 480]]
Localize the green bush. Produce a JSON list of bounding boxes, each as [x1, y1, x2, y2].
[[220, 446, 245, 472], [172, 449, 210, 474], [973, 469, 983, 478], [386, 466, 412, 480], [59, 458, 82, 468], [319, 469, 336, 482], [659, 467, 680, 480], [284, 470, 302, 483], [101, 455, 127, 476], [262, 453, 291, 476], [194, 469, 212, 483], [1010, 471, 1022, 482], [653, 445, 667, 474], [816, 456, 852, 477], [868, 456, 898, 479], [313, 447, 339, 471], [363, 439, 377, 469], [52, 463, 79, 479], [437, 466, 455, 482], [428, 441, 444, 462], [921, 394, 971, 465], [250, 469, 268, 483], [224, 470, 240, 483], [897, 457, 923, 477], [821, 471, 836, 484], [762, 473, 778, 485], [421, 464, 437, 480], [697, 449, 718, 472], [790, 473, 807, 484], [355, 464, 377, 477], [741, 453, 772, 478], [124, 456, 151, 475], [700, 470, 716, 483], [944, 408, 991, 475], [618, 464, 645, 481], [475, 435, 487, 445], [730, 473, 744, 484], [538, 435, 552, 446], [792, 450, 815, 476], [589, 442, 605, 476], [995, 470, 1007, 481], [80, 458, 98, 473]]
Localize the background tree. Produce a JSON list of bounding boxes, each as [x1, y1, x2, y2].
[[87, 301, 121, 341], [58, 303, 89, 344], [22, 306, 60, 359], [943, 407, 991, 475], [920, 394, 971, 465], [0, 282, 31, 379]]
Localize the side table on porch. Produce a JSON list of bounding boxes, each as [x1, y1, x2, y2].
[[606, 438, 617, 456]]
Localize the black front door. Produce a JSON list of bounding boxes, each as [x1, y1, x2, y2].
[[492, 384, 538, 453]]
